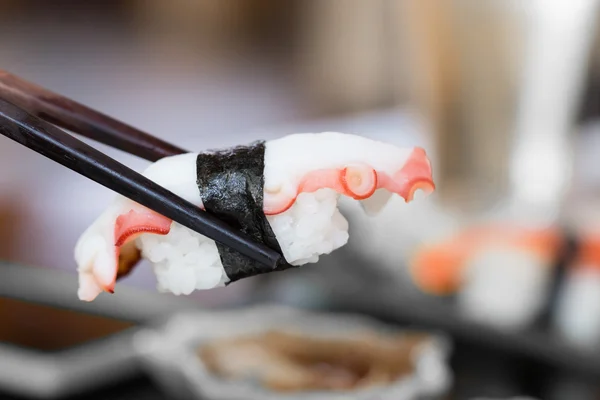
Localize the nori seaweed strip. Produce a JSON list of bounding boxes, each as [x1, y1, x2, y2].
[[196, 141, 292, 282]]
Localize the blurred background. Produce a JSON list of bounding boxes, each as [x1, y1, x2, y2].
[[3, 0, 600, 399]]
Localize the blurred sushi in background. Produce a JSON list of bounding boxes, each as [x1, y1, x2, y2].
[[409, 224, 563, 330], [554, 232, 600, 348]]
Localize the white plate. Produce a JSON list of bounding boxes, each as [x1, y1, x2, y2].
[[135, 305, 453, 400]]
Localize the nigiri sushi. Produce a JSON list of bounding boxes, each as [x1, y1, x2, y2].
[[410, 224, 562, 329], [554, 233, 600, 347], [75, 132, 434, 301]]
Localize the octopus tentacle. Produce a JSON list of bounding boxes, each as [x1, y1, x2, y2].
[[264, 147, 435, 215], [86, 208, 173, 297], [114, 210, 172, 247]]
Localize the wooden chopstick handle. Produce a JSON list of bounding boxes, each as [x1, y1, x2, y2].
[[0, 70, 187, 162]]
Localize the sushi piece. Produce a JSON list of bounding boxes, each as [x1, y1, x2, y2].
[[554, 233, 600, 348], [75, 132, 435, 301], [410, 224, 562, 329]]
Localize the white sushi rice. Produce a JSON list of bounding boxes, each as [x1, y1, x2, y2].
[[136, 223, 226, 296], [266, 189, 349, 265], [457, 246, 551, 330], [554, 266, 600, 348], [135, 189, 349, 296]]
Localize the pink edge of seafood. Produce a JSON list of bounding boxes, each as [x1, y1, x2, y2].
[[262, 147, 434, 215], [75, 205, 172, 302], [75, 134, 435, 301]]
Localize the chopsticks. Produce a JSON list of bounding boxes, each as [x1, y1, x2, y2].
[[0, 71, 283, 270], [0, 70, 185, 162]]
